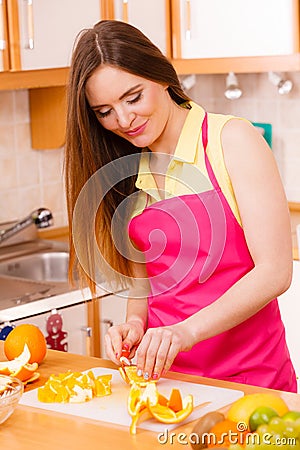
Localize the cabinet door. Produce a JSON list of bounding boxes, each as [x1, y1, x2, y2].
[[99, 292, 128, 358], [172, 0, 298, 59], [278, 260, 300, 383], [16, 0, 102, 70], [0, 0, 9, 71], [13, 302, 88, 355], [110, 0, 169, 55]]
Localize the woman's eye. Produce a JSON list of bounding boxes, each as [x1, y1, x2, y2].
[[127, 92, 142, 104], [96, 109, 112, 119]]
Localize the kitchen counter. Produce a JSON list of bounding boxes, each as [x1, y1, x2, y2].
[[1, 343, 300, 450]]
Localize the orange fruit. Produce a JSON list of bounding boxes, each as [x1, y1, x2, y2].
[[207, 419, 247, 448], [119, 365, 152, 387], [4, 324, 47, 364], [38, 370, 112, 403]]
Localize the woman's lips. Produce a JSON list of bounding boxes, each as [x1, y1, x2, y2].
[[125, 121, 148, 137]]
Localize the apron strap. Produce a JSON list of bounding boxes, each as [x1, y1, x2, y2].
[[201, 112, 208, 151], [202, 112, 222, 192]]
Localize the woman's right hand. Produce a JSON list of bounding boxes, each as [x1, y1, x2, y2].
[[104, 319, 145, 365]]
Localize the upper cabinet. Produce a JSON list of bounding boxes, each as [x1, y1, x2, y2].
[[1, 0, 300, 80], [0, 0, 9, 71], [172, 0, 297, 59], [171, 0, 300, 74], [106, 0, 171, 56], [1, 0, 103, 72], [104, 0, 300, 74]]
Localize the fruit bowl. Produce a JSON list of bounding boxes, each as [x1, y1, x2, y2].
[[0, 375, 24, 425]]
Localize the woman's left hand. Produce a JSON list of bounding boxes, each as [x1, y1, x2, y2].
[[135, 322, 195, 381]]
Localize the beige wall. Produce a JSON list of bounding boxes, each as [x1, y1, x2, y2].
[[0, 71, 300, 226]]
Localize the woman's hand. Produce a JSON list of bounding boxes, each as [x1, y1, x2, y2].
[[135, 322, 196, 381], [104, 319, 145, 365]]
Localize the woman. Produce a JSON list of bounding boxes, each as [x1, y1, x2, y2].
[[65, 20, 297, 392]]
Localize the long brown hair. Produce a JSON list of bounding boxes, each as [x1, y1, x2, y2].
[[65, 20, 190, 294]]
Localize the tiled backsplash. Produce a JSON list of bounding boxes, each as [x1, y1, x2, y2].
[[0, 72, 300, 226], [0, 90, 66, 226], [189, 72, 300, 202]]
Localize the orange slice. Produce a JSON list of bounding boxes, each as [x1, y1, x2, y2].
[[119, 365, 152, 387], [38, 370, 112, 403]]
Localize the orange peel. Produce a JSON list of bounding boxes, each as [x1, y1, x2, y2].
[[127, 381, 194, 434], [0, 344, 40, 382]]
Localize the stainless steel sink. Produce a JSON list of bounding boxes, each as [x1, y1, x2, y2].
[[0, 251, 69, 282]]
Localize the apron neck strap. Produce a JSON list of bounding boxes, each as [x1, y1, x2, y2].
[[201, 112, 208, 151]]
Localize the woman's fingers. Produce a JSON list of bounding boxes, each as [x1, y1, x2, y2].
[[104, 322, 144, 364], [136, 327, 182, 380], [104, 326, 124, 364]]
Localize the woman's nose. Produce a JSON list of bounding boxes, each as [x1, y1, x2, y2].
[[116, 108, 135, 129]]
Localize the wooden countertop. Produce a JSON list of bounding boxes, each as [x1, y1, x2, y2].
[[1, 344, 300, 450]]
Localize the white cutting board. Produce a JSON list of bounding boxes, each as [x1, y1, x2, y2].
[[20, 367, 244, 432]]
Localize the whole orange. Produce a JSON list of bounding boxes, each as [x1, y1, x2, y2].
[[207, 419, 247, 448], [4, 324, 47, 364]]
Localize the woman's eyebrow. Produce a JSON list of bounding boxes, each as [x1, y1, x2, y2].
[[119, 84, 143, 100], [91, 84, 143, 109]]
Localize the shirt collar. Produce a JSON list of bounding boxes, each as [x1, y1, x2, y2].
[[172, 101, 205, 163], [135, 102, 205, 190]]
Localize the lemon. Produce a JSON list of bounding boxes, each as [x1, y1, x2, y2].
[[227, 393, 288, 425]]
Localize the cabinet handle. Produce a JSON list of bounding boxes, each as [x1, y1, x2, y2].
[[81, 326, 93, 337], [122, 0, 128, 22], [0, 0, 6, 51], [26, 0, 34, 50], [101, 319, 113, 328], [185, 0, 191, 40], [81, 326, 93, 356]]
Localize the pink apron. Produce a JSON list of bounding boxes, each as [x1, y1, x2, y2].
[[128, 113, 297, 392]]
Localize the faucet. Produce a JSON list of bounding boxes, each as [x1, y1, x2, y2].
[[0, 208, 53, 244]]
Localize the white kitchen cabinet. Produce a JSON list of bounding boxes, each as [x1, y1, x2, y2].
[[99, 291, 128, 358], [172, 0, 297, 59], [0, 0, 103, 72], [0, 0, 10, 71], [109, 0, 170, 55], [12, 302, 89, 355], [278, 260, 300, 389], [15, 0, 102, 70]]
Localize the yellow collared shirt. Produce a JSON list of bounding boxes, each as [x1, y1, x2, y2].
[[132, 102, 242, 225]]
